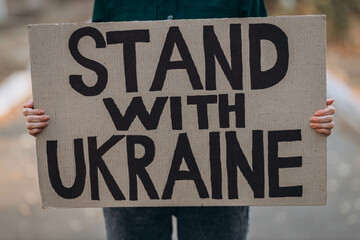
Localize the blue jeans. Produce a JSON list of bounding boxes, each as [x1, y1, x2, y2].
[[103, 207, 249, 240]]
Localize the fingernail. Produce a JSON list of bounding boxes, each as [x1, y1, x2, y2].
[[39, 110, 44, 114], [44, 115, 49, 120]]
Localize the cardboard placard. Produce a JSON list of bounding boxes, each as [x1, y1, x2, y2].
[[29, 16, 327, 208]]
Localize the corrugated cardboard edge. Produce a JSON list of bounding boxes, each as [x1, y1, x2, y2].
[[28, 15, 328, 208]]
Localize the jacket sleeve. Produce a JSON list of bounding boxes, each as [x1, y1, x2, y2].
[[92, 0, 109, 22]]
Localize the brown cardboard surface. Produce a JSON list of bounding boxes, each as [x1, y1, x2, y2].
[[29, 16, 327, 208]]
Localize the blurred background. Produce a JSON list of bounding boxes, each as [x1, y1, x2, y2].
[[0, 0, 359, 239]]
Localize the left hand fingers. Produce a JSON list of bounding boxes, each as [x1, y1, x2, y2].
[[310, 122, 335, 129], [315, 105, 336, 116]]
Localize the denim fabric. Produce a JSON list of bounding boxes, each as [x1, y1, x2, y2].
[[103, 206, 249, 240]]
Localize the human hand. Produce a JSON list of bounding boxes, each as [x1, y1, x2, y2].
[[310, 98, 335, 136], [22, 99, 49, 137]]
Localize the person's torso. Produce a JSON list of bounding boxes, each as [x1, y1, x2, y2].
[[92, 0, 267, 22]]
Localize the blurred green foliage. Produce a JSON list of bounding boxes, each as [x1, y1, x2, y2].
[[267, 0, 360, 42], [312, 0, 359, 36]]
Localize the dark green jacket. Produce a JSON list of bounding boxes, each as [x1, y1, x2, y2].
[[92, 0, 267, 22]]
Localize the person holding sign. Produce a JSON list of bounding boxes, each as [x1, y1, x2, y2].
[[23, 0, 335, 239]]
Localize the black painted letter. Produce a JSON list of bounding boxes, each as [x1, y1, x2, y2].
[[162, 133, 209, 199], [127, 135, 159, 200], [170, 97, 183, 130], [226, 131, 264, 199], [103, 97, 168, 131], [88, 135, 126, 200], [106, 30, 150, 92], [249, 24, 289, 90], [187, 95, 217, 130], [210, 132, 222, 199], [150, 26, 203, 91], [47, 139, 86, 199], [69, 27, 108, 96], [268, 130, 303, 197], [219, 93, 245, 128], [204, 24, 243, 90]]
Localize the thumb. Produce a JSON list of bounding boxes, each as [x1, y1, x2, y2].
[[23, 99, 34, 108], [326, 98, 334, 106]]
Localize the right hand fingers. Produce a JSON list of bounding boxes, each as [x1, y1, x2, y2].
[[26, 122, 48, 130], [310, 115, 333, 123], [22, 108, 44, 116], [28, 128, 44, 137], [314, 105, 336, 116]]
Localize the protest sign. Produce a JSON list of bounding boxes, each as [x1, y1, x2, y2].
[[29, 16, 327, 207]]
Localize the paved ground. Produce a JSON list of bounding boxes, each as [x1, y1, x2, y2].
[[0, 110, 106, 240], [248, 111, 360, 240], [0, 94, 359, 240]]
